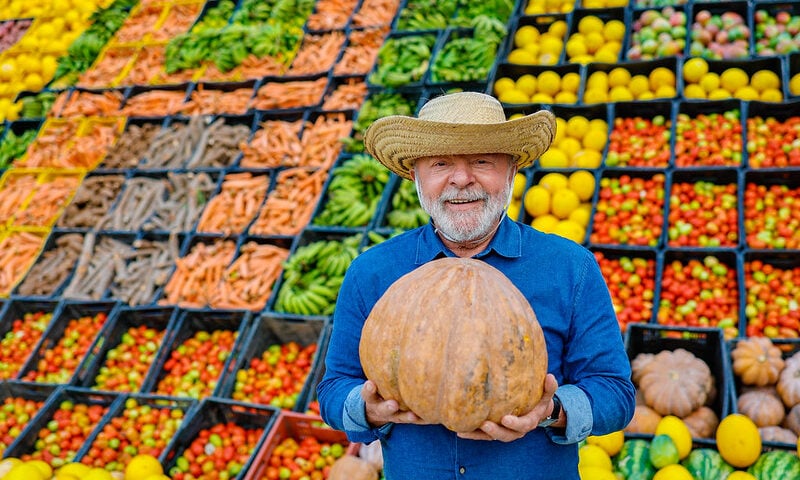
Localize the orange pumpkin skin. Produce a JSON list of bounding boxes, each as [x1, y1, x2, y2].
[[359, 257, 547, 433]]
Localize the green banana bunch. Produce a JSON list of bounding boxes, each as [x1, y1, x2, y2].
[[313, 155, 391, 228], [344, 92, 419, 153], [385, 180, 429, 231], [274, 234, 363, 316], [191, 0, 235, 34], [396, 0, 457, 31], [368, 34, 437, 88], [451, 0, 515, 26]]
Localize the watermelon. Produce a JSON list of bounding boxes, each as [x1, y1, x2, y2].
[[682, 448, 734, 480], [649, 434, 680, 469], [615, 439, 655, 480], [747, 450, 800, 480]]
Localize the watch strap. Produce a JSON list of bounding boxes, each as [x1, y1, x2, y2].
[[537, 395, 562, 428]]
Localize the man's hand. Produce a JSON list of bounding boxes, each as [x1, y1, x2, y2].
[[362, 380, 426, 427], [457, 374, 560, 442]]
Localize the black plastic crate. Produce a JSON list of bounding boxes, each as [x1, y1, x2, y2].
[[491, 62, 582, 105], [160, 397, 279, 480], [744, 99, 800, 169], [0, 299, 60, 381], [17, 300, 118, 386], [566, 7, 628, 65], [3, 386, 123, 463], [625, 323, 733, 425], [607, 100, 675, 168], [626, 5, 689, 61], [392, 0, 457, 32], [686, 1, 750, 59], [0, 381, 57, 457], [144, 308, 251, 399], [366, 31, 440, 89], [500, 13, 569, 67], [674, 99, 744, 168], [12, 231, 86, 299], [75, 305, 180, 393], [584, 57, 680, 104], [219, 314, 330, 412]]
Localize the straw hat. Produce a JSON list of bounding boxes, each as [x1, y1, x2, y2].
[[364, 91, 556, 180]]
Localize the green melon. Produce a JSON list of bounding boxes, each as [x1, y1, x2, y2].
[[682, 448, 734, 480], [649, 434, 680, 469], [615, 439, 655, 480], [747, 450, 800, 480]]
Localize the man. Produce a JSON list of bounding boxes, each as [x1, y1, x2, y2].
[[317, 91, 635, 479]]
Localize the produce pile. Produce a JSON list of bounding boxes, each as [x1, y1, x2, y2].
[[0, 0, 799, 478]]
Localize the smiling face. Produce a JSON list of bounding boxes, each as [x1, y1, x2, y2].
[[411, 153, 516, 244]]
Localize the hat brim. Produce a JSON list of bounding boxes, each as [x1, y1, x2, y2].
[[364, 109, 556, 180]]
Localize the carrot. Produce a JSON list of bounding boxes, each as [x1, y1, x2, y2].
[[351, 0, 402, 28], [15, 119, 80, 168], [249, 77, 328, 111], [112, 3, 165, 44], [120, 89, 188, 117], [201, 54, 286, 83], [0, 173, 38, 225], [209, 241, 290, 311], [19, 118, 123, 169], [77, 46, 138, 89], [240, 118, 305, 169], [287, 30, 346, 76], [307, 0, 359, 30], [322, 77, 368, 111], [126, 44, 199, 86], [58, 90, 125, 117], [249, 167, 328, 236], [59, 118, 124, 169], [195, 172, 270, 235], [0, 230, 46, 296], [160, 238, 237, 308], [13, 173, 82, 227], [334, 26, 390, 76], [299, 112, 353, 170], [150, 2, 202, 43], [179, 84, 254, 116]]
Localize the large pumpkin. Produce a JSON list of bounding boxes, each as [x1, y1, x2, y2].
[[359, 257, 547, 433]]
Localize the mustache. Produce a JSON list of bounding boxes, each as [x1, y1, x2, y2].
[[439, 189, 487, 203]]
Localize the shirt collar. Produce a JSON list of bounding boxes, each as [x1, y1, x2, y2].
[[414, 215, 523, 264]]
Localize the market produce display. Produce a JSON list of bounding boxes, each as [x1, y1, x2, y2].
[[0, 0, 799, 478]]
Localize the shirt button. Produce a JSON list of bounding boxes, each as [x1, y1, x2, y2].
[[459, 467, 466, 474]]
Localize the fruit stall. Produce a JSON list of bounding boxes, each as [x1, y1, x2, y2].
[[0, 0, 799, 478]]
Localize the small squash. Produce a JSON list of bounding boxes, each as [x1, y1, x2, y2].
[[731, 337, 785, 387], [777, 352, 800, 408], [682, 406, 718, 439], [635, 348, 714, 417], [737, 388, 786, 427], [782, 403, 800, 436], [624, 404, 662, 434], [759, 426, 798, 445], [328, 455, 379, 480], [359, 257, 548, 433]]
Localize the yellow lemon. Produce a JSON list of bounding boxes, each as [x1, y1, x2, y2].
[[507, 48, 538, 65], [578, 15, 605, 35], [652, 464, 694, 480], [538, 172, 569, 192], [589, 118, 608, 134], [750, 69, 780, 92], [558, 136, 582, 159], [523, 41, 541, 59], [515, 74, 538, 96], [578, 443, 613, 470], [498, 89, 530, 104], [566, 37, 588, 59], [552, 219, 586, 243], [628, 74, 651, 97], [142, 475, 171, 480], [125, 454, 163, 480], [561, 72, 581, 93], [760, 88, 783, 102], [586, 70, 608, 90], [699, 72, 721, 93], [655, 415, 693, 460], [0, 458, 22, 477], [531, 214, 560, 233], [507, 200, 522, 221], [603, 19, 626, 42], [26, 460, 53, 479], [537, 70, 562, 96], [539, 36, 564, 58], [790, 72, 800, 95], [514, 25, 540, 48], [585, 430, 624, 456], [573, 149, 603, 169], [734, 86, 760, 101], [23, 72, 45, 92], [492, 77, 516, 96], [566, 115, 590, 139], [583, 88, 608, 104], [683, 83, 707, 99], [727, 472, 757, 480], [708, 88, 732, 100], [568, 204, 591, 228], [513, 172, 527, 199], [549, 19, 568, 38], [653, 84, 676, 99], [579, 466, 617, 480], [531, 92, 555, 103], [608, 67, 631, 88], [649, 67, 676, 91], [683, 57, 709, 83], [594, 45, 620, 63], [551, 188, 581, 219], [553, 117, 568, 144], [584, 31, 606, 54], [524, 185, 551, 217], [716, 413, 761, 468], [582, 129, 607, 152], [84, 468, 114, 480], [720, 67, 749, 93], [554, 91, 578, 104], [609, 85, 634, 102], [539, 148, 570, 168], [0, 58, 17, 81], [4, 463, 46, 480], [58, 462, 93, 478], [568, 169, 596, 201]]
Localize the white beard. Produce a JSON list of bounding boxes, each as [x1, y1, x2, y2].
[[416, 176, 513, 244]]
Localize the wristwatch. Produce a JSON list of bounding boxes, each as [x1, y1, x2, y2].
[[538, 395, 562, 428]]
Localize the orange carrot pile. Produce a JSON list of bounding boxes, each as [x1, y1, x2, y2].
[[77, 46, 138, 89], [120, 89, 188, 117], [250, 77, 328, 111], [59, 118, 124, 170], [209, 241, 290, 311], [179, 85, 254, 116], [287, 31, 346, 76], [112, 3, 164, 44], [306, 0, 359, 30], [0, 173, 38, 225], [322, 77, 368, 111], [150, 3, 202, 43], [160, 238, 237, 308], [125, 44, 199, 86], [299, 113, 353, 170], [334, 26, 390, 76], [202, 55, 286, 83], [15, 120, 80, 168], [0, 230, 46, 296], [57, 90, 125, 117], [196, 172, 269, 235], [249, 167, 328, 236], [351, 0, 402, 28], [13, 173, 83, 227], [240, 118, 304, 169]]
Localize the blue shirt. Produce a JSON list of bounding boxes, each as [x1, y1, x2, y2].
[[317, 216, 635, 479]]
